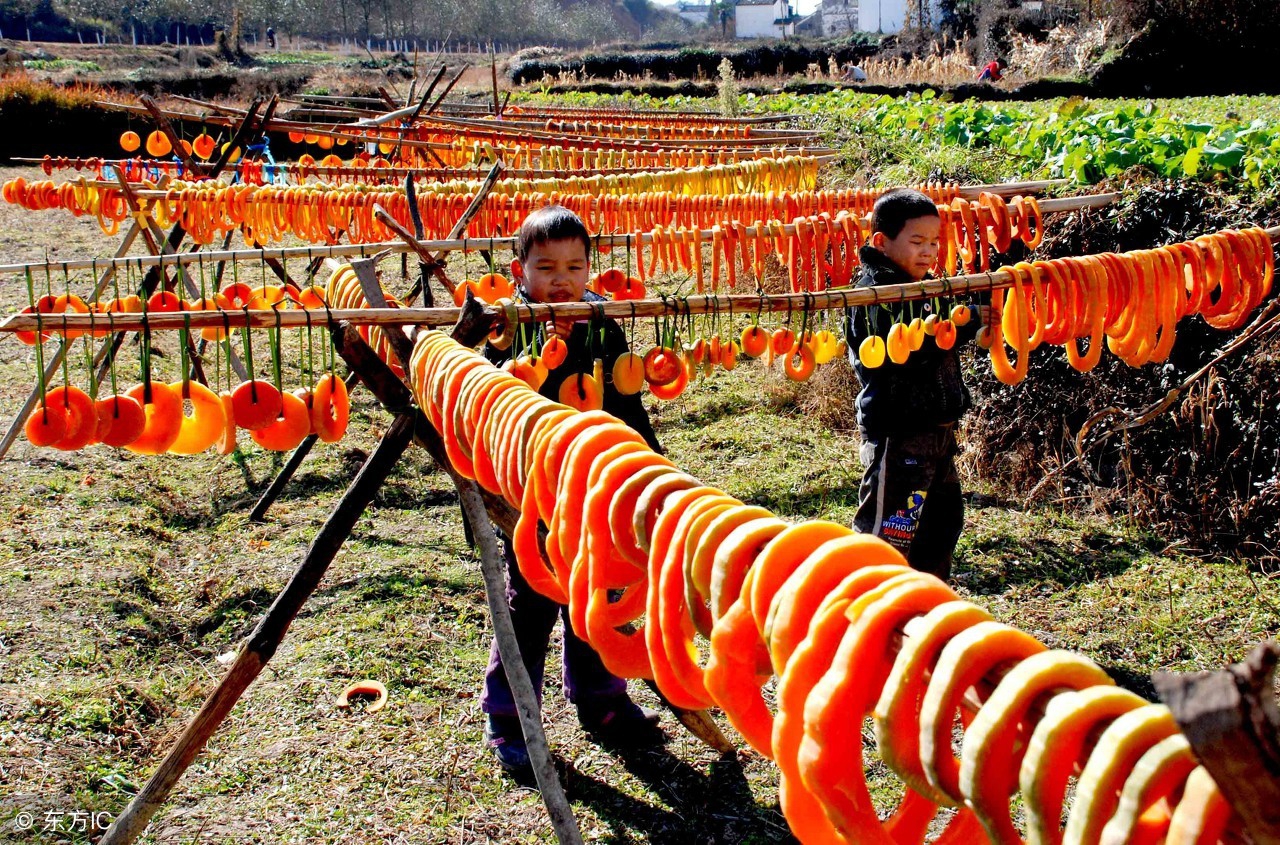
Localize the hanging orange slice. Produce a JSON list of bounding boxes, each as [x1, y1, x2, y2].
[[123, 381, 183, 454], [95, 394, 146, 448], [311, 373, 349, 443], [231, 379, 283, 431], [145, 130, 172, 158], [168, 381, 227, 455], [192, 133, 216, 160], [251, 390, 312, 451]]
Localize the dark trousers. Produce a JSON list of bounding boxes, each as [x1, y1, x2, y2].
[[854, 425, 964, 581], [480, 534, 626, 718]]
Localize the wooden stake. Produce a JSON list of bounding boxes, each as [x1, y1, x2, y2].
[[490, 43, 500, 117], [1153, 640, 1280, 844], [98, 409, 417, 845]]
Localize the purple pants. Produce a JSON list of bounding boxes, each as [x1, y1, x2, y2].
[[480, 535, 626, 717]]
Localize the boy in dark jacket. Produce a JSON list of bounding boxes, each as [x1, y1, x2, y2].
[[480, 206, 663, 777], [845, 188, 985, 580]]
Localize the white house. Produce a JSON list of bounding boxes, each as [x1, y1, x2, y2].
[[734, 0, 796, 39], [821, 0, 858, 36], [675, 2, 712, 26], [822, 0, 942, 34]]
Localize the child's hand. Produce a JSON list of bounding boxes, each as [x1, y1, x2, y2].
[[978, 305, 992, 326], [548, 319, 573, 340]]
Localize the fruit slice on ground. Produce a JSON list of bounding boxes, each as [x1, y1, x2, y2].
[[1060, 704, 1180, 845], [1018, 686, 1149, 845], [336, 680, 388, 713], [958, 650, 1114, 844]]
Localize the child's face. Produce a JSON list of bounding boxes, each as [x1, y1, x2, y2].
[[872, 215, 941, 281], [511, 238, 590, 303]]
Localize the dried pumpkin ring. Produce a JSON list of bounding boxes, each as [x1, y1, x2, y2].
[[336, 680, 388, 713], [1060, 704, 1180, 845]]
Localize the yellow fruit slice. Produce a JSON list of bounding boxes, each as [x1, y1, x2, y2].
[[919, 620, 1047, 805], [1099, 733, 1196, 845], [1165, 766, 1233, 845], [1060, 704, 1180, 845], [874, 600, 994, 804], [1019, 685, 1149, 845], [958, 650, 1114, 844]]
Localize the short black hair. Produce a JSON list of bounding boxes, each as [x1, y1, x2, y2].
[[871, 188, 939, 239], [515, 205, 591, 263]]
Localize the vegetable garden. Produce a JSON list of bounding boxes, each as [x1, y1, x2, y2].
[[0, 80, 1278, 845]]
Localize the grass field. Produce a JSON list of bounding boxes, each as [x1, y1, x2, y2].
[[0, 138, 1277, 845]]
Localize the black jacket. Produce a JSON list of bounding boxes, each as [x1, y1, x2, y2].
[[844, 246, 982, 438], [484, 289, 662, 452]]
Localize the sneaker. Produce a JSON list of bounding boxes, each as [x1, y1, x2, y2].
[[577, 696, 666, 747], [484, 714, 532, 775]]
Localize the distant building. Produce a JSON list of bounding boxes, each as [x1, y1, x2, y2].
[[794, 10, 823, 36], [735, 0, 796, 38], [676, 2, 712, 25], [821, 0, 858, 36], [821, 0, 942, 34]]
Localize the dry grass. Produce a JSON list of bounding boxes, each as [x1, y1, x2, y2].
[[0, 71, 118, 108], [1007, 19, 1115, 79], [858, 50, 981, 87]]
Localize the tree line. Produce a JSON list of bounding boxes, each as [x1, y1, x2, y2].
[[1, 0, 689, 48]]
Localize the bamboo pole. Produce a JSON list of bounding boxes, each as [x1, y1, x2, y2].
[[25, 206, 1239, 337], [0, 193, 1119, 278], [97, 101, 834, 156]]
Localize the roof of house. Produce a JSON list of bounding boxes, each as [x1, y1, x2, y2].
[[736, 0, 777, 6]]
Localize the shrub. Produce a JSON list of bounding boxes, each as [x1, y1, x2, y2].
[[508, 36, 880, 85], [717, 57, 740, 117]]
